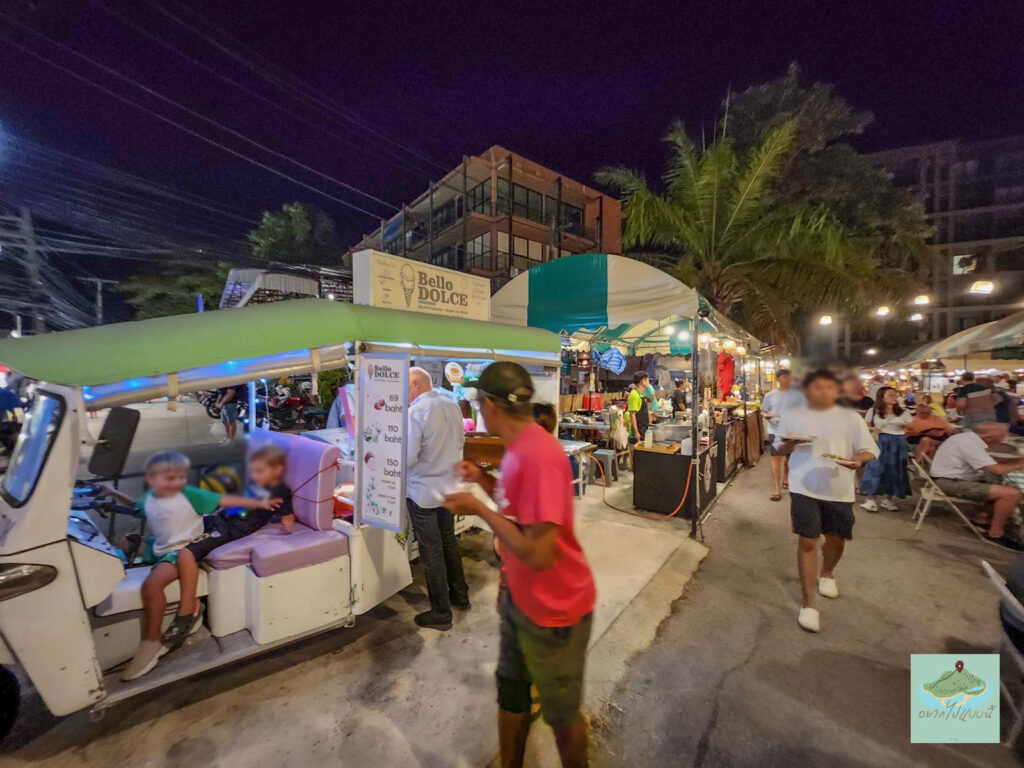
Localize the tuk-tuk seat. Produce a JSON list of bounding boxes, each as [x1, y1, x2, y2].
[[205, 430, 348, 577], [94, 565, 209, 617]]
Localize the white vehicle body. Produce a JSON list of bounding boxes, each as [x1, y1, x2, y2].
[[0, 299, 560, 725]]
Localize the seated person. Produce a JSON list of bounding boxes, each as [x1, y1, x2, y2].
[[101, 451, 283, 681], [906, 403, 956, 444], [169, 444, 294, 647], [929, 422, 1024, 545]]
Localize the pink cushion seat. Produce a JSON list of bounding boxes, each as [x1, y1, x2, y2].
[[205, 522, 348, 577], [204, 431, 347, 577]]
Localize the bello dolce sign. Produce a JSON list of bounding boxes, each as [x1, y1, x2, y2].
[[352, 250, 491, 321]]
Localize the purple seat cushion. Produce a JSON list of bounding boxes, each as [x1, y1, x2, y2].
[[205, 522, 349, 577]]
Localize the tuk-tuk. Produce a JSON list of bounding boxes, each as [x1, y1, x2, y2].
[[0, 298, 560, 734]]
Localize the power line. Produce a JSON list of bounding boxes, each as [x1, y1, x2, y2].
[[151, 0, 449, 174], [0, 28, 390, 220], [0, 12, 398, 215], [93, 0, 442, 185], [6, 136, 261, 225]]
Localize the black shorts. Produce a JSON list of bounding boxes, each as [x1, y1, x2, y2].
[[790, 492, 855, 540], [185, 513, 258, 562], [495, 589, 592, 729]]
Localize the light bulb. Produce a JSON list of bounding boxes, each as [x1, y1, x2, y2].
[[818, 315, 833, 326]]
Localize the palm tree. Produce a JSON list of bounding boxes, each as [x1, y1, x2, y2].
[[595, 120, 908, 347]]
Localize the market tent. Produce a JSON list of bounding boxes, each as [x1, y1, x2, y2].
[[491, 253, 762, 354], [0, 298, 561, 398], [884, 308, 1024, 370]]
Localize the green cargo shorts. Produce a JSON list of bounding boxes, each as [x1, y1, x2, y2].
[[496, 589, 592, 729]]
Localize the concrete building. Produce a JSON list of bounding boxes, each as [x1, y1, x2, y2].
[[345, 146, 622, 291], [870, 136, 1024, 341]]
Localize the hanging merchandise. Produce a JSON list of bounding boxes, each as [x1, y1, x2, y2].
[[599, 347, 627, 374], [717, 350, 735, 400]]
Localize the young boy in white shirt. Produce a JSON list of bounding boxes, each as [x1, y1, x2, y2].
[[102, 451, 281, 680], [775, 370, 878, 633]]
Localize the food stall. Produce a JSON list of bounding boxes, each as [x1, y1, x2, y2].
[[0, 298, 560, 725], [492, 253, 763, 524]]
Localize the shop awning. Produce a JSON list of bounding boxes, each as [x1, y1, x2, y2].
[[884, 308, 1024, 370], [491, 253, 763, 354], [0, 298, 562, 388]]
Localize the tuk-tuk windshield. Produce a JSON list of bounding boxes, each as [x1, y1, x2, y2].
[[1, 392, 65, 506]]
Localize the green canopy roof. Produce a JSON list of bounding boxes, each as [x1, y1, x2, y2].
[[0, 299, 561, 387]]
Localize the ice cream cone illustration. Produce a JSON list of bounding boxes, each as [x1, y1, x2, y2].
[[400, 265, 415, 307]]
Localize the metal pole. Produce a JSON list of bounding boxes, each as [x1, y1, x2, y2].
[[78, 277, 117, 324], [690, 314, 700, 539], [556, 177, 563, 256], [19, 207, 45, 334], [428, 181, 435, 264], [461, 156, 469, 272], [507, 154, 513, 278]]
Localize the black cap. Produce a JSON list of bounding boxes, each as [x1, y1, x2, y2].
[[476, 361, 534, 404]]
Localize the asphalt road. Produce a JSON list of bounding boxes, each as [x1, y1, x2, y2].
[[593, 459, 1020, 767]]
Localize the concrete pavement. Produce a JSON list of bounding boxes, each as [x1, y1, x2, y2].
[[0, 462, 706, 768], [594, 459, 1021, 768]]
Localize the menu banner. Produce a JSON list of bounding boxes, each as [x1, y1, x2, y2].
[[352, 249, 491, 321], [356, 354, 409, 533]]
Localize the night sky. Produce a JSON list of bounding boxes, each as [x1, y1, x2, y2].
[[2, 0, 1024, 250]]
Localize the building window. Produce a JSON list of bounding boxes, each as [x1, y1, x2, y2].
[[466, 181, 490, 214]]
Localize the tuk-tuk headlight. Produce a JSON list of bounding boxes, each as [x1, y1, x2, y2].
[[0, 564, 57, 602]]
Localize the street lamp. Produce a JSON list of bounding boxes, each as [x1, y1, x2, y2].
[[969, 280, 995, 295], [913, 294, 931, 305], [875, 305, 891, 317], [818, 314, 833, 326]]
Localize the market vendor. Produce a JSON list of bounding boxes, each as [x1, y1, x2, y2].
[[628, 371, 651, 443]]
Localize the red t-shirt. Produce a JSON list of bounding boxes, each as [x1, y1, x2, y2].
[[496, 423, 596, 627]]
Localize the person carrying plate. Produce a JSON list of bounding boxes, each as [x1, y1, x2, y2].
[[775, 370, 878, 634]]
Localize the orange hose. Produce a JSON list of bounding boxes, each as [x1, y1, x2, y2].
[[590, 449, 693, 521]]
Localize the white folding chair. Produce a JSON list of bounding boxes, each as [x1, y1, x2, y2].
[[981, 559, 1024, 747], [909, 458, 996, 546]]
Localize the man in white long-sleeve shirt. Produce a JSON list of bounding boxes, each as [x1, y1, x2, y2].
[[775, 370, 878, 634], [406, 367, 469, 631]]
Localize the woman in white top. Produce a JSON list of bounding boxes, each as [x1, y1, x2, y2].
[[859, 386, 913, 512]]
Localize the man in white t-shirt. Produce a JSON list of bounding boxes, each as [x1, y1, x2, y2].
[[930, 422, 1024, 544], [775, 370, 878, 633], [761, 369, 806, 501]]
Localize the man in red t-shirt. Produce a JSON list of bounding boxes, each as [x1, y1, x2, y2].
[[445, 362, 596, 768]]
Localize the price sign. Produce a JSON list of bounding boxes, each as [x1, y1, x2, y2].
[[356, 354, 409, 533]]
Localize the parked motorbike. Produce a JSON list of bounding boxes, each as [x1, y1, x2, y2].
[[266, 387, 326, 431]]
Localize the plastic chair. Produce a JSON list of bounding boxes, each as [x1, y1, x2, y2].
[[981, 560, 1024, 747], [590, 448, 618, 485]]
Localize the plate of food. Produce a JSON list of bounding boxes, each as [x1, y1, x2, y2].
[[821, 453, 859, 468], [781, 433, 817, 442]]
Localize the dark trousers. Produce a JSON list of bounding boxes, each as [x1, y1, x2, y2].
[[407, 499, 469, 620]]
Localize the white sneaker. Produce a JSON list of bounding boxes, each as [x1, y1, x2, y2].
[[798, 607, 820, 633], [860, 499, 878, 512], [880, 499, 899, 511], [818, 576, 839, 599], [121, 640, 164, 681]]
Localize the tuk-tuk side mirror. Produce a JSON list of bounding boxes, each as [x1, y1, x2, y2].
[[88, 407, 140, 479]]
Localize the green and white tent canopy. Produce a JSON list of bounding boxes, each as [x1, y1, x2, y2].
[[491, 253, 762, 355], [885, 308, 1024, 370]]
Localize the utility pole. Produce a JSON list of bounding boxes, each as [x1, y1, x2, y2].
[[77, 278, 117, 324], [18, 207, 45, 334]]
